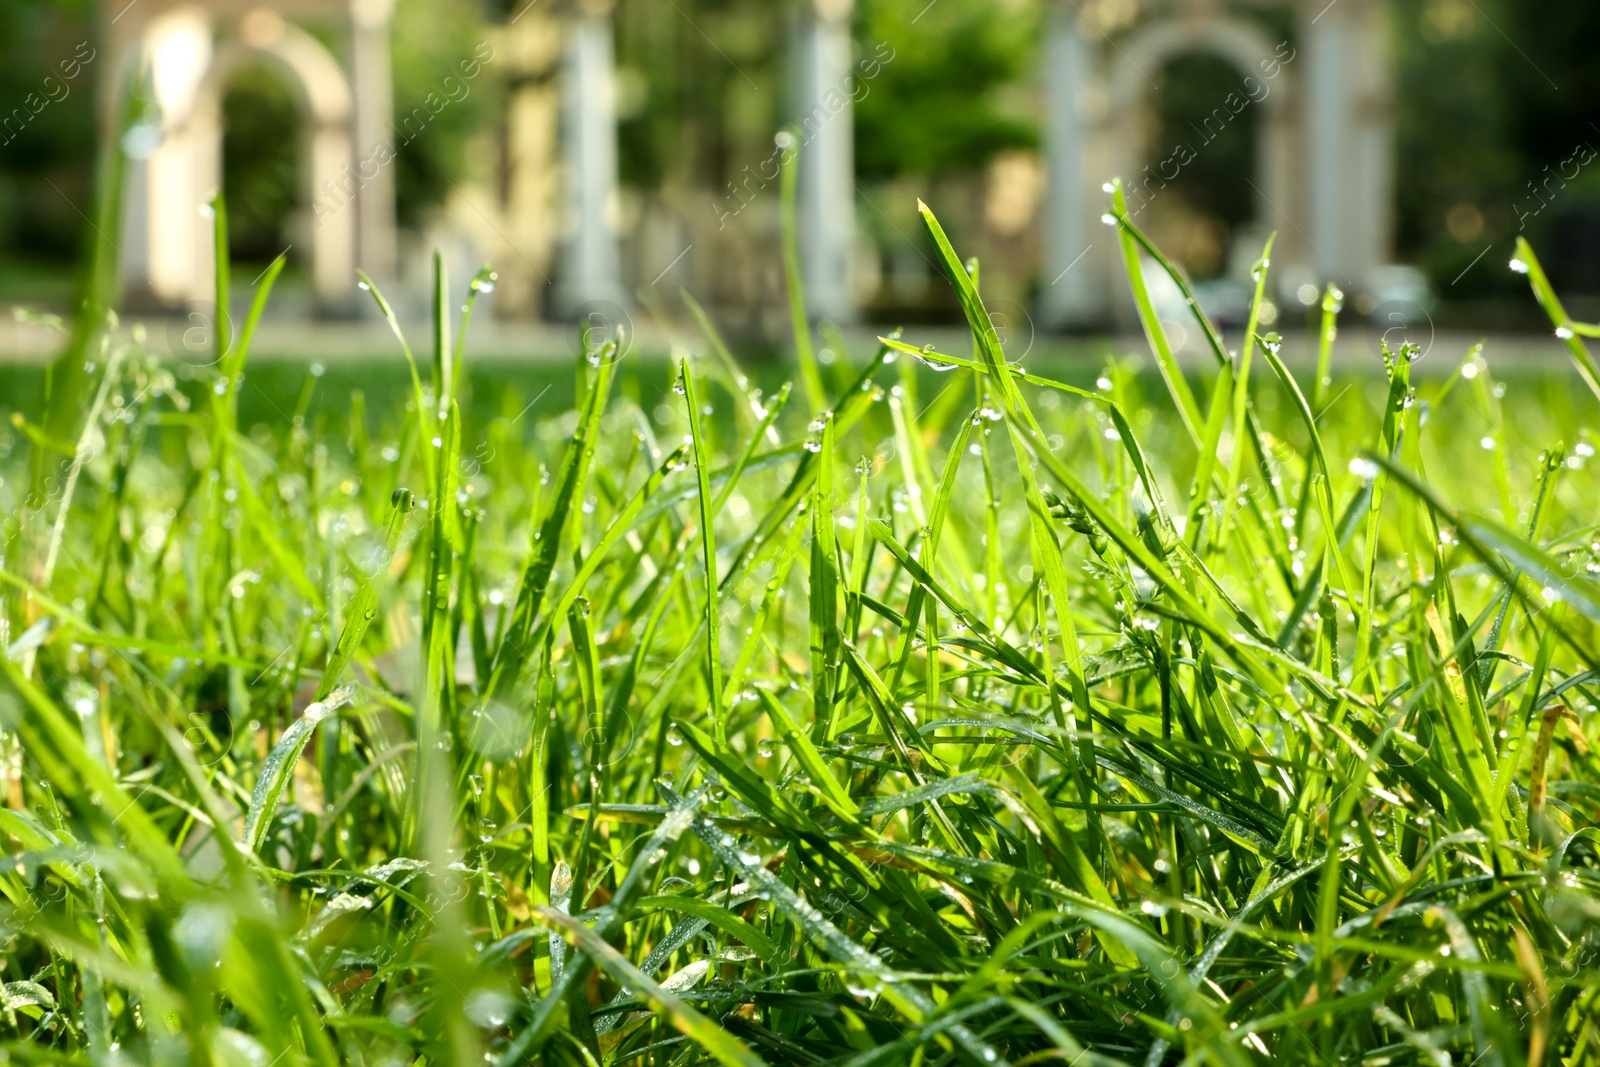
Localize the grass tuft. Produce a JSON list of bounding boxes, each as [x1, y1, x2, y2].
[[1, 187, 1599, 1067]]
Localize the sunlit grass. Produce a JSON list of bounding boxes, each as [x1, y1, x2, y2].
[[2, 181, 1600, 1067]]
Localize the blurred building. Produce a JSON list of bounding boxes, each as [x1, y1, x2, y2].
[[105, 0, 398, 313], [100, 0, 1395, 330], [1040, 0, 1394, 328]]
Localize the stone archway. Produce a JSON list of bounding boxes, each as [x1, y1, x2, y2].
[[193, 24, 358, 306], [1105, 15, 1300, 276], [107, 0, 395, 315], [1039, 0, 1393, 330]]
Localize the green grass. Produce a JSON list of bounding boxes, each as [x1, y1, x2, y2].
[[3, 183, 1600, 1067]]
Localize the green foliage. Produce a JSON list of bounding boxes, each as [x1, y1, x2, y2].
[[390, 0, 496, 228], [612, 0, 783, 192], [0, 0, 96, 262], [3, 189, 1600, 1067], [854, 0, 1037, 180], [1392, 0, 1600, 295]]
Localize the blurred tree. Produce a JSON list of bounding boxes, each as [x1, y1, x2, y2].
[[1498, 1, 1600, 295], [1392, 0, 1520, 297], [1393, 0, 1600, 299], [0, 0, 96, 270], [853, 0, 1037, 180], [608, 0, 1037, 193], [390, 0, 496, 228], [612, 0, 781, 193]]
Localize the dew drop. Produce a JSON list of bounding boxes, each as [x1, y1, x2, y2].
[[1348, 457, 1380, 480]]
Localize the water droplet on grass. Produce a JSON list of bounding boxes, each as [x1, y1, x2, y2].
[[1348, 457, 1380, 480]]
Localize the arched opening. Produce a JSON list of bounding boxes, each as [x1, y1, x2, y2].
[[195, 33, 356, 310], [220, 62, 301, 269], [1100, 17, 1300, 325], [1140, 51, 1261, 281]]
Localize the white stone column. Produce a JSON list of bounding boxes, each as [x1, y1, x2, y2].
[[307, 117, 357, 306], [139, 7, 214, 305], [1258, 83, 1302, 272], [1303, 1, 1352, 284], [793, 0, 856, 324], [107, 10, 150, 301], [501, 14, 563, 318], [558, 0, 624, 312], [1039, 2, 1097, 329], [350, 0, 397, 283]]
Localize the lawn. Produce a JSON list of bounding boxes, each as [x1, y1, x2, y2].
[[1, 186, 1598, 1067]]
